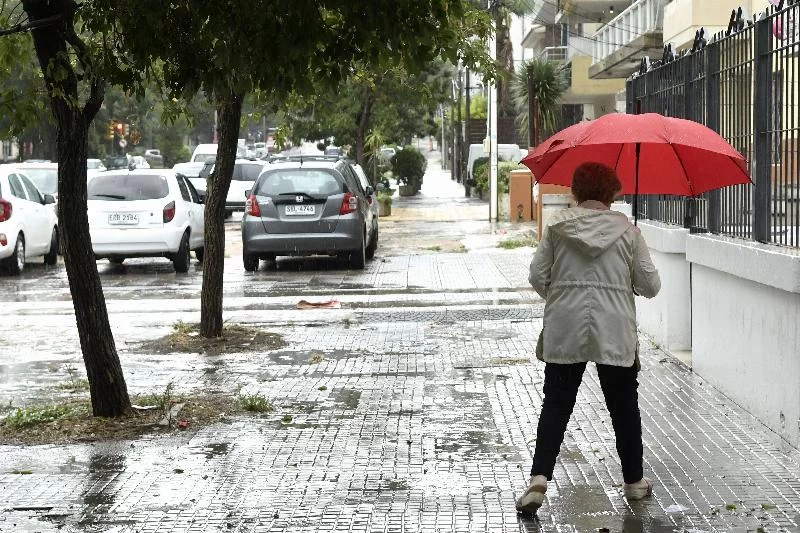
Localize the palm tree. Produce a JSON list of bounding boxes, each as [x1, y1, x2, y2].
[[490, 0, 536, 117], [511, 58, 566, 147]]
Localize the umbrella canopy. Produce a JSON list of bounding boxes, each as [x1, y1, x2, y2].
[[521, 113, 751, 196]]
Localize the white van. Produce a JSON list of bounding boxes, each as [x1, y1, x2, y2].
[[191, 143, 248, 163]]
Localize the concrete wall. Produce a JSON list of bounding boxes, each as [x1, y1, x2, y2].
[[635, 222, 692, 356], [686, 234, 800, 446], [637, 221, 800, 447]]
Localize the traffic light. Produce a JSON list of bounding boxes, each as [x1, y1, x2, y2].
[[123, 123, 130, 137], [107, 121, 115, 140], [115, 121, 124, 136]]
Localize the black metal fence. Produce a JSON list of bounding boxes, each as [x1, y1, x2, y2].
[[627, 1, 800, 248]]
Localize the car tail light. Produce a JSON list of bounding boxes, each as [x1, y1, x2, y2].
[[340, 192, 357, 215], [0, 234, 6, 246], [245, 195, 261, 217], [0, 199, 11, 223], [367, 195, 373, 205], [163, 201, 176, 223]]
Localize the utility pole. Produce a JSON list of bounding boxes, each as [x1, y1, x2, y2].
[[489, 28, 499, 222]]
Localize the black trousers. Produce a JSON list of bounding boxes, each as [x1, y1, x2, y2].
[[531, 361, 644, 484]]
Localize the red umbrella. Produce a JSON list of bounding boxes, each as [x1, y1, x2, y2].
[[521, 113, 751, 199]]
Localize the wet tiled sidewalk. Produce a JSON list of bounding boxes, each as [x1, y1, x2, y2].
[[2, 154, 799, 531], [2, 305, 800, 532]]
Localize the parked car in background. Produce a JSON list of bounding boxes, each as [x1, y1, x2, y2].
[[194, 159, 266, 217], [128, 156, 150, 170], [9, 162, 58, 203], [466, 143, 523, 184], [0, 165, 58, 274], [352, 163, 379, 254], [324, 146, 344, 157], [87, 159, 106, 173], [379, 147, 396, 163], [143, 149, 164, 168], [87, 170, 204, 272], [190, 143, 248, 164], [241, 156, 376, 271], [105, 155, 130, 171]]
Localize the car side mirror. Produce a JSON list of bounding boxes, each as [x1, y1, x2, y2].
[[244, 189, 251, 199], [43, 194, 55, 205], [365, 186, 374, 196]]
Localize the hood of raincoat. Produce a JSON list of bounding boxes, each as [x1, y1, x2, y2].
[[546, 208, 633, 258]]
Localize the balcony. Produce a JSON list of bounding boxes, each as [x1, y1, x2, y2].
[[588, 0, 666, 79], [556, 0, 634, 24], [538, 46, 569, 63], [663, 0, 742, 51]]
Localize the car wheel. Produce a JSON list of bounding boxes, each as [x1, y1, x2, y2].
[[243, 251, 259, 272], [4, 234, 24, 275], [195, 247, 204, 263], [43, 228, 58, 266], [366, 223, 378, 260], [173, 232, 191, 273], [109, 257, 125, 265], [350, 233, 366, 270]]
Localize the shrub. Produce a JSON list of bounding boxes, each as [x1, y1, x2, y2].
[[473, 159, 526, 194], [391, 146, 426, 187], [472, 157, 490, 191]]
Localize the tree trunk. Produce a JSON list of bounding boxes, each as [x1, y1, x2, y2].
[[200, 91, 243, 338], [23, 0, 131, 416], [354, 90, 373, 166], [496, 13, 515, 118]]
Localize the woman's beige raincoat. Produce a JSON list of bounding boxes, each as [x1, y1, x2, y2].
[[530, 203, 661, 367]]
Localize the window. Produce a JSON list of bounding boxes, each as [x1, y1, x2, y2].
[[8, 174, 27, 199], [340, 165, 363, 194], [257, 169, 342, 196], [176, 176, 191, 201], [88, 174, 170, 201], [19, 168, 57, 195], [184, 177, 201, 203], [20, 175, 43, 204], [240, 164, 263, 181]]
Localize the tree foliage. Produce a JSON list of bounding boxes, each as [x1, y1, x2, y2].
[[512, 58, 566, 145], [280, 61, 455, 166], [86, 0, 493, 337]]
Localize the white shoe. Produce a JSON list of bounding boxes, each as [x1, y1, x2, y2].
[[516, 475, 547, 515], [623, 477, 653, 500]]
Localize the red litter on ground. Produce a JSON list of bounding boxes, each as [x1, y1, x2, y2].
[[296, 300, 342, 309]]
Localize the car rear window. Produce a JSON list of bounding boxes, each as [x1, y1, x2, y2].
[[88, 174, 170, 201], [257, 169, 342, 196]]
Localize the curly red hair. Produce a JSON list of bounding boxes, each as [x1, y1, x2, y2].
[[571, 162, 622, 205]]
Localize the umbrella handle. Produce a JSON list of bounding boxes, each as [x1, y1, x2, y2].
[[634, 143, 640, 226]]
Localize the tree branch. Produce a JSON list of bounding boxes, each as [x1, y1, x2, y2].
[[0, 11, 62, 37]]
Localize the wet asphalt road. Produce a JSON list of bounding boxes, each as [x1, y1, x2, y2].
[[2, 154, 800, 532]]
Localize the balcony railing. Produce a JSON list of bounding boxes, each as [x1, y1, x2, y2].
[[592, 0, 666, 64], [538, 46, 569, 63]]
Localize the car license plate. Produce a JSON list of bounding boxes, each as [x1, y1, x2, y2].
[[108, 213, 139, 225], [285, 205, 315, 216]]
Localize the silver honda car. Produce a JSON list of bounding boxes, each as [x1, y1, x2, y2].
[[241, 156, 378, 271]]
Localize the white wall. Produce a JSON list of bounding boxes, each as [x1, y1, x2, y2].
[[686, 234, 800, 446], [635, 222, 692, 354], [636, 224, 800, 447]]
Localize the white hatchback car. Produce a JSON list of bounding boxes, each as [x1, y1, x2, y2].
[[87, 170, 205, 272], [0, 166, 59, 274]]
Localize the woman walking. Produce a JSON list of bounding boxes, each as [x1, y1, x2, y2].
[[516, 162, 661, 515]]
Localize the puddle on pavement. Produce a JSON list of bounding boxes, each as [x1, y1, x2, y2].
[[545, 485, 678, 533], [268, 349, 368, 365], [191, 442, 231, 459]]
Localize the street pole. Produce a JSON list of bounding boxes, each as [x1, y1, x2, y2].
[[464, 69, 471, 193], [441, 106, 446, 169], [489, 29, 499, 222], [527, 68, 536, 148]]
